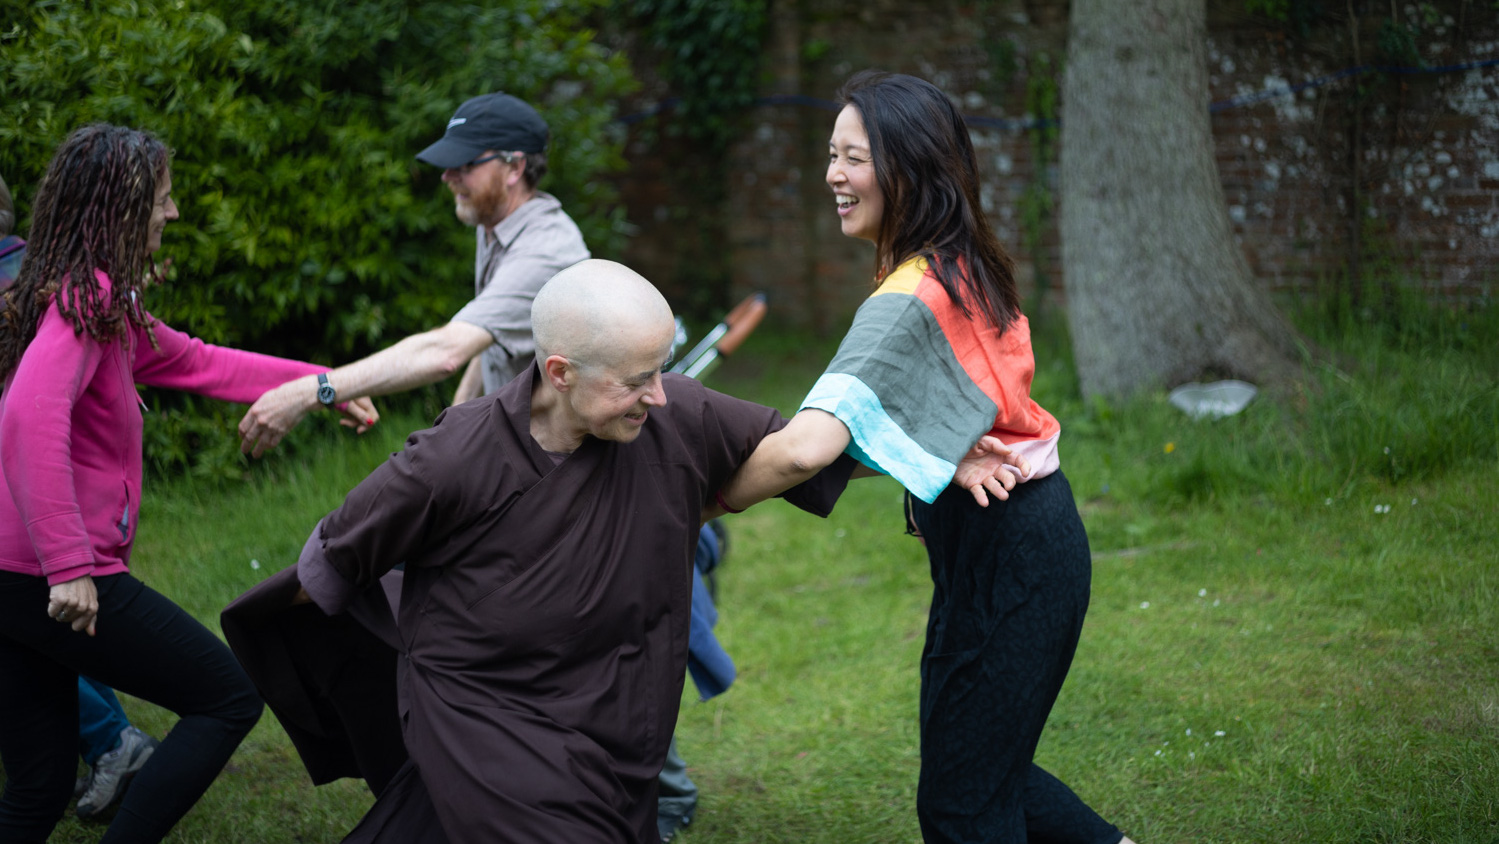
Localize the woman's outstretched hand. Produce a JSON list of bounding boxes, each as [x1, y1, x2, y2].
[[47, 575, 98, 636], [954, 436, 1031, 507], [337, 397, 379, 434]]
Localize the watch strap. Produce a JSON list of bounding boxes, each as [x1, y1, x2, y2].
[[316, 373, 337, 407]]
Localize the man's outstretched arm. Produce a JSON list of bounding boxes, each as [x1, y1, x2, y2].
[[239, 320, 492, 457]]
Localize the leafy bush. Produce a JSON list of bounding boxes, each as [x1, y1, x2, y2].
[[0, 0, 636, 477]]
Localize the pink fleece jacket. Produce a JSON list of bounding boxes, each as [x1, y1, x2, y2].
[[0, 269, 325, 585]]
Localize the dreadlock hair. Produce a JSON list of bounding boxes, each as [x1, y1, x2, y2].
[[0, 123, 167, 379], [837, 71, 1021, 332]]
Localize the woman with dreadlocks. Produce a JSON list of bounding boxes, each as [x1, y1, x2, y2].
[[0, 123, 375, 843]]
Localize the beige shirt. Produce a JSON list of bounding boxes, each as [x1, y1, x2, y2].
[[451, 192, 589, 394]]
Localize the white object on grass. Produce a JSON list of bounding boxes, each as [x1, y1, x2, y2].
[[1168, 380, 1258, 420]]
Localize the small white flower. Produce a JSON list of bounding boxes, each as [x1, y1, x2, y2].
[[1212, 599, 1220, 607], [1325, 498, 1333, 505], [1140, 601, 1150, 609], [1411, 498, 1418, 506], [1154, 749, 1162, 756], [1189, 751, 1196, 759], [1198, 589, 1207, 597], [1384, 446, 1391, 455], [1215, 730, 1226, 736], [1185, 728, 1193, 736], [250, 559, 260, 570]]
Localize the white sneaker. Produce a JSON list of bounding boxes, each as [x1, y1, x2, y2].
[[76, 726, 158, 818]]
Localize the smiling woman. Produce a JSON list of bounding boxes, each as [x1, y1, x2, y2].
[[827, 106, 885, 243], [146, 172, 180, 254], [717, 72, 1137, 844], [0, 123, 374, 844]]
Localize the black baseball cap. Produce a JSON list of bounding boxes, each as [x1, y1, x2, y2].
[[415, 93, 549, 169]]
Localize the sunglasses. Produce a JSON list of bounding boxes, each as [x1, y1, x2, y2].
[[451, 151, 521, 175]]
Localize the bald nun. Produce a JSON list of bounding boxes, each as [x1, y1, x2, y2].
[[222, 261, 857, 844]]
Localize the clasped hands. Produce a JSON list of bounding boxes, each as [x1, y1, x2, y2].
[[954, 435, 1031, 506], [237, 375, 379, 458]]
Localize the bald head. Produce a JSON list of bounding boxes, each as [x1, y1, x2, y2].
[[533, 260, 675, 370], [529, 260, 676, 451]]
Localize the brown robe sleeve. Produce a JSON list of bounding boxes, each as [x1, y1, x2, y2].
[[222, 564, 408, 793], [307, 418, 473, 613], [778, 453, 858, 517]]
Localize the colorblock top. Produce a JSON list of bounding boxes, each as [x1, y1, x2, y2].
[[801, 257, 1061, 503]]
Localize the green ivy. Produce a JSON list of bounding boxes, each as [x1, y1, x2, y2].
[[1244, 0, 1291, 20], [976, 0, 1020, 96], [620, 0, 767, 317], [1020, 53, 1061, 307], [1, 0, 637, 478], [1243, 0, 1319, 36], [626, 0, 766, 149]]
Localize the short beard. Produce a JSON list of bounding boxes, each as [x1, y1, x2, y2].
[[454, 182, 506, 229], [454, 200, 480, 227]]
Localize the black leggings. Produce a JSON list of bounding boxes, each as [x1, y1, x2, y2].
[[0, 571, 262, 843], [910, 471, 1122, 844]]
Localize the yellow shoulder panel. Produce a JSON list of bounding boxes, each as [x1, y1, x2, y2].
[[871, 257, 928, 298]]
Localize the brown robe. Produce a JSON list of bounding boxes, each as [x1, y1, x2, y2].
[[223, 369, 851, 844]]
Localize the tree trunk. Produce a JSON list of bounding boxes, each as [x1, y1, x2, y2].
[[1059, 0, 1301, 399]]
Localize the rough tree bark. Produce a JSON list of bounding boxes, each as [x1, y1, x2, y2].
[[1059, 0, 1302, 399]]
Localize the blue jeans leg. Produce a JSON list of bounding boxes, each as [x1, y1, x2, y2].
[[78, 676, 131, 767], [656, 735, 698, 821]]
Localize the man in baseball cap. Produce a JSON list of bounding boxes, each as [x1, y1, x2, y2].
[[415, 93, 550, 168], [238, 91, 590, 449]]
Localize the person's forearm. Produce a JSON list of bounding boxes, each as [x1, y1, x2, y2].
[[327, 329, 480, 401], [242, 334, 467, 426], [719, 430, 821, 510], [238, 322, 489, 457], [719, 409, 852, 511]]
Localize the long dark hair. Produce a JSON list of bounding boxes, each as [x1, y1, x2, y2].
[[838, 70, 1021, 330], [0, 124, 166, 378]]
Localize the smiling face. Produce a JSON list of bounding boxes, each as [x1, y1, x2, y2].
[[561, 322, 675, 444], [146, 168, 179, 254], [827, 105, 884, 243]]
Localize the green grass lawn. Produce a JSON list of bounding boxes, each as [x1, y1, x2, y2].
[[30, 311, 1499, 843]]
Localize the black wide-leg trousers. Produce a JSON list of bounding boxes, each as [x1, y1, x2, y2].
[[910, 470, 1123, 844]]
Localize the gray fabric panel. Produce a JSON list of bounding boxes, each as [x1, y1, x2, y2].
[[823, 294, 997, 466]]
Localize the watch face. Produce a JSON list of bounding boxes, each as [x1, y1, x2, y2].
[[318, 383, 336, 405]]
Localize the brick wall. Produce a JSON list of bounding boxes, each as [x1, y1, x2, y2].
[[613, 0, 1499, 329]]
